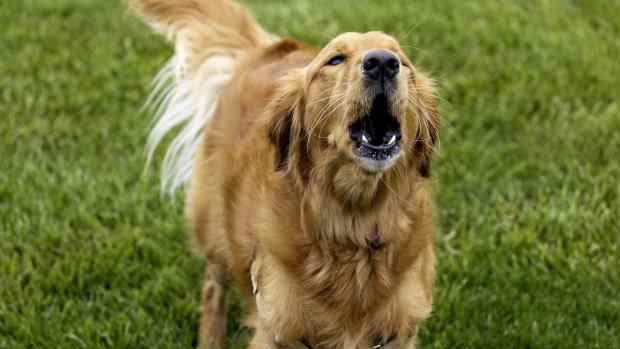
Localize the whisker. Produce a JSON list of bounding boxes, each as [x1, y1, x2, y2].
[[306, 94, 347, 151], [305, 95, 346, 152], [313, 95, 348, 142]]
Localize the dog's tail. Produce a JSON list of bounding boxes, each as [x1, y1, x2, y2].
[[130, 0, 275, 194]]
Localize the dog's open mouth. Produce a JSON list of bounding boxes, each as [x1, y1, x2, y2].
[[349, 94, 402, 171]]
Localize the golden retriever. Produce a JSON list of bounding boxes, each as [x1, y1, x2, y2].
[[130, 0, 440, 348]]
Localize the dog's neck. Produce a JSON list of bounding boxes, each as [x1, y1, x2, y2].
[[302, 164, 405, 248], [304, 191, 384, 247], [328, 163, 388, 210]]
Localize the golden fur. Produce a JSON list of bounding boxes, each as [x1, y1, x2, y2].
[[131, 1, 440, 348]]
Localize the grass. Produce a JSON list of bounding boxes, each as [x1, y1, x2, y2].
[[1, 0, 619, 348]]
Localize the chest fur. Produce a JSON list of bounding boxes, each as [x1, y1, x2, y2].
[[249, 178, 434, 347], [251, 243, 432, 349]]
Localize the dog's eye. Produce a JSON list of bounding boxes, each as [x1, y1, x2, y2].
[[326, 54, 346, 66]]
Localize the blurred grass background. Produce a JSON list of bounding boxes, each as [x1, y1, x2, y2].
[[1, 0, 619, 348]]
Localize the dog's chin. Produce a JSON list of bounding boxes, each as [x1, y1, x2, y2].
[[349, 93, 402, 174], [352, 149, 401, 173]]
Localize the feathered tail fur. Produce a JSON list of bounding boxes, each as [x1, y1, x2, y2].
[[130, 0, 275, 194]]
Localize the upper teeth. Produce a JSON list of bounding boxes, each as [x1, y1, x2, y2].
[[387, 134, 397, 145], [362, 134, 369, 143]]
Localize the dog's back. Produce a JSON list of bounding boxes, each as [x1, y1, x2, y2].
[[131, 0, 275, 193]]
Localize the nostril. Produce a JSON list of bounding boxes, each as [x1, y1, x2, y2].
[[363, 57, 379, 72], [385, 57, 400, 77]]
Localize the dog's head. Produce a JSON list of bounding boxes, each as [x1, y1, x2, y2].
[[268, 32, 439, 203]]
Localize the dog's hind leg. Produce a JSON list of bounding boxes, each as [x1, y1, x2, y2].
[[198, 262, 228, 349]]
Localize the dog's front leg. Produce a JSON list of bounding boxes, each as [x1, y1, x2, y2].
[[197, 263, 228, 349]]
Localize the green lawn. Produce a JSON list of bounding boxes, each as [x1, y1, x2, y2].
[[1, 0, 619, 348]]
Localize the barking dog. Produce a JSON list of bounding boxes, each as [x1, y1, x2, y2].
[[131, 0, 440, 348]]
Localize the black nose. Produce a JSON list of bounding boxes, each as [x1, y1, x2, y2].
[[362, 50, 400, 81]]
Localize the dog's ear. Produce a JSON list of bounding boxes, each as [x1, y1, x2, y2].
[[412, 71, 440, 178], [266, 69, 309, 183]]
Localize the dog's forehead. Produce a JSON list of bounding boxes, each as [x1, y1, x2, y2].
[[326, 31, 401, 53]]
